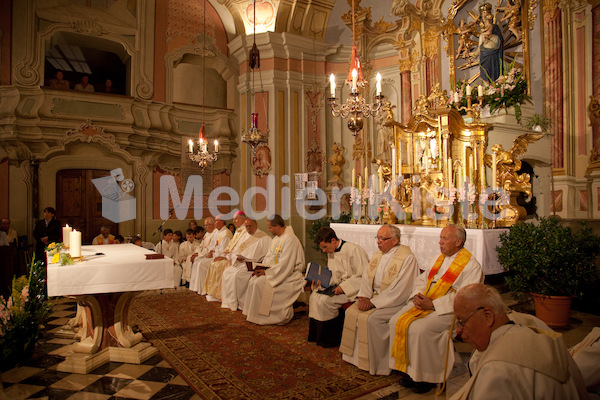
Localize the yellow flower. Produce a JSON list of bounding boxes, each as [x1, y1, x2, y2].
[[52, 253, 60, 264], [48, 243, 55, 249]]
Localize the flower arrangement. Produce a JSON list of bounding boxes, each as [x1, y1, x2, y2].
[[46, 242, 75, 265], [0, 259, 51, 370], [450, 63, 530, 124], [45, 242, 63, 256]]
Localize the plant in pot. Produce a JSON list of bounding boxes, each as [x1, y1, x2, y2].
[[523, 112, 552, 132], [496, 217, 600, 328]]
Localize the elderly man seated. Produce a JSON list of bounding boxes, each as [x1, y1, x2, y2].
[[92, 226, 115, 245], [451, 283, 584, 399], [388, 224, 483, 394], [242, 214, 305, 325], [339, 224, 418, 374]]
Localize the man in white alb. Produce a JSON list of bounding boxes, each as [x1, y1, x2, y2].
[[339, 224, 419, 375], [188, 217, 216, 291], [221, 218, 271, 311], [308, 226, 368, 348], [243, 215, 305, 325], [179, 229, 200, 285]]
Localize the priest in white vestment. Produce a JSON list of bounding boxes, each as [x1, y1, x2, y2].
[[204, 211, 248, 301], [190, 215, 232, 294], [388, 224, 483, 394], [242, 215, 305, 325], [339, 224, 418, 374], [221, 218, 271, 311], [189, 217, 216, 291], [178, 229, 201, 284], [451, 284, 583, 400], [572, 327, 600, 399], [155, 229, 181, 287], [308, 226, 369, 347]]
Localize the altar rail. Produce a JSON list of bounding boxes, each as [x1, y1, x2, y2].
[[330, 223, 507, 275]]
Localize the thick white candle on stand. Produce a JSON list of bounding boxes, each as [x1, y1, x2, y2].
[[188, 139, 193, 153], [351, 168, 356, 187], [330, 73, 336, 98], [214, 139, 219, 153], [70, 230, 81, 258], [478, 85, 484, 97], [364, 166, 369, 189], [466, 84, 472, 96], [454, 92, 459, 103], [376, 73, 382, 96], [352, 69, 358, 93], [392, 147, 397, 180], [62, 225, 72, 246]]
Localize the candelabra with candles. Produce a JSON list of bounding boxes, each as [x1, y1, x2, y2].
[[187, 124, 219, 170], [241, 112, 268, 156], [328, 70, 384, 136], [456, 84, 485, 121]]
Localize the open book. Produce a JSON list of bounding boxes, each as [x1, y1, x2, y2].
[[305, 262, 332, 288], [245, 261, 269, 272]]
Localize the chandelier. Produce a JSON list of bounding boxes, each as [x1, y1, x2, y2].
[[328, 0, 383, 136], [188, 0, 218, 170], [241, 0, 269, 156], [188, 124, 218, 170]]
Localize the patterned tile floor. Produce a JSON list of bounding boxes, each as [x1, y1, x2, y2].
[[2, 292, 598, 400]]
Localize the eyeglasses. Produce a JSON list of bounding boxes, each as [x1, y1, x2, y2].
[[456, 307, 484, 329], [375, 237, 394, 241]]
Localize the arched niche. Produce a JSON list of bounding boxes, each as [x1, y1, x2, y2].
[[44, 31, 130, 95], [172, 55, 227, 108]]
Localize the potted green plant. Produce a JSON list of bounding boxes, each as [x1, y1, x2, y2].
[[497, 217, 600, 328], [524, 113, 551, 132]]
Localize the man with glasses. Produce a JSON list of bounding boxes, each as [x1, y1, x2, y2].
[[189, 217, 218, 292], [307, 227, 368, 348], [389, 224, 483, 394], [451, 283, 582, 399], [340, 224, 418, 375]]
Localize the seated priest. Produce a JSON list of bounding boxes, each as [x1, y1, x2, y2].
[[451, 284, 584, 400], [242, 214, 305, 325], [339, 224, 418, 374], [389, 224, 483, 394], [179, 229, 200, 285], [308, 226, 369, 348], [190, 215, 232, 294], [204, 211, 248, 301], [571, 327, 600, 398], [188, 217, 217, 291], [92, 226, 115, 245], [155, 228, 181, 287], [221, 218, 271, 311]]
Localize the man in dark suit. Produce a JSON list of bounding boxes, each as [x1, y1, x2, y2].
[[33, 207, 61, 264]]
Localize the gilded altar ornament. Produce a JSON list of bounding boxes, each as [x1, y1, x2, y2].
[[329, 142, 346, 186]]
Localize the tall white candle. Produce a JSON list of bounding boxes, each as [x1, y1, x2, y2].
[[378, 167, 383, 192], [352, 69, 358, 93], [469, 153, 474, 183], [376, 73, 382, 96], [466, 84, 472, 96], [391, 147, 397, 180], [364, 166, 369, 189], [70, 230, 81, 258], [491, 153, 497, 190], [188, 139, 193, 153], [454, 92, 459, 103], [358, 176, 362, 192], [62, 225, 72, 246], [214, 139, 219, 153], [478, 85, 483, 97], [330, 73, 336, 98], [351, 168, 356, 187]]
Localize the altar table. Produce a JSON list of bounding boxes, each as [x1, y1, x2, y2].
[[47, 244, 173, 373], [330, 223, 507, 275]]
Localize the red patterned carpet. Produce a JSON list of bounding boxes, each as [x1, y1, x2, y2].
[[130, 291, 398, 399]]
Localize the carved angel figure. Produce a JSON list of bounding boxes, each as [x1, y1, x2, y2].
[[498, 0, 522, 42]]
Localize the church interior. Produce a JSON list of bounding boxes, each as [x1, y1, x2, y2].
[[1, 0, 600, 398]]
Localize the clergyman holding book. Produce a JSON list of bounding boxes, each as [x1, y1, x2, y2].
[[307, 227, 369, 348]]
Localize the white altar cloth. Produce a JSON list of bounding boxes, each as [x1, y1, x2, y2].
[[47, 244, 173, 297], [330, 223, 507, 275]]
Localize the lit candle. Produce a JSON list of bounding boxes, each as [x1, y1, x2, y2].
[[376, 73, 382, 96], [466, 84, 472, 96], [351, 168, 356, 187], [330, 73, 336, 98], [70, 230, 81, 258], [62, 225, 72, 246], [478, 85, 483, 97], [214, 139, 219, 153], [188, 139, 193, 153], [454, 92, 459, 103], [491, 152, 497, 190], [391, 147, 397, 180], [378, 166, 383, 192], [352, 69, 358, 93]]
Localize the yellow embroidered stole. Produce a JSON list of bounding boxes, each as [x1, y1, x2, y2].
[[391, 247, 472, 371]]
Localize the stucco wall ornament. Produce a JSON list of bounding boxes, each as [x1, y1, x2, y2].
[[70, 19, 108, 36], [306, 138, 324, 174], [305, 83, 324, 134]]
